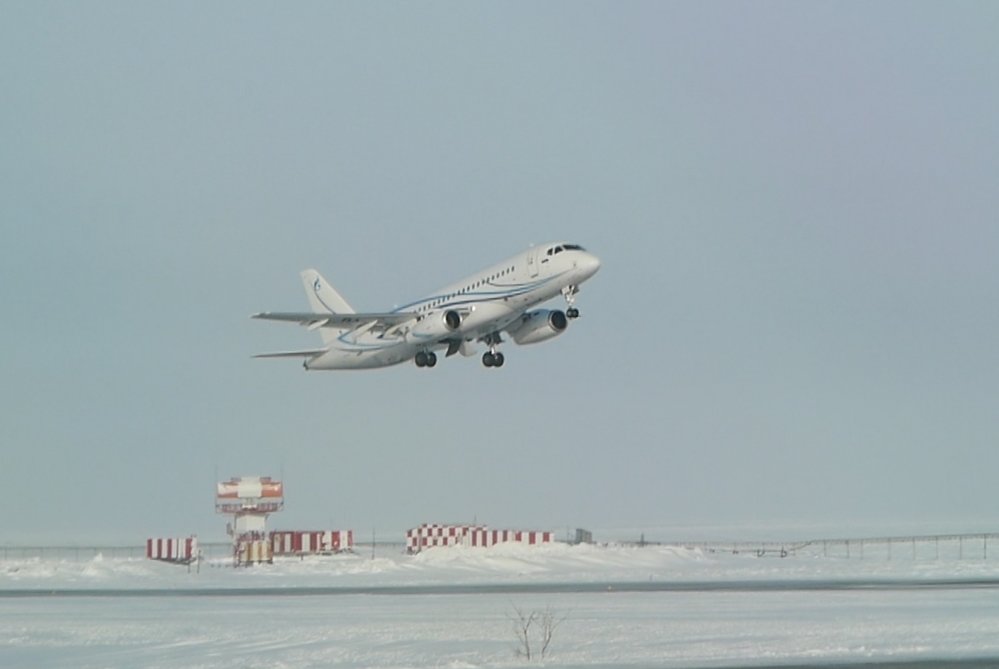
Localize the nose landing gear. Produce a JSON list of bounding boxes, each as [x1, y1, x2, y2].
[[562, 284, 581, 319]]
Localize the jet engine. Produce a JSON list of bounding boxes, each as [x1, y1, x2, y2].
[[508, 309, 568, 345], [410, 309, 462, 339]]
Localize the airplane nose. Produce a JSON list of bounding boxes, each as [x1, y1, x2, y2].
[[578, 252, 601, 278]]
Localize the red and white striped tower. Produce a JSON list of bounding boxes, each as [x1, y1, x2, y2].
[[216, 476, 283, 564]]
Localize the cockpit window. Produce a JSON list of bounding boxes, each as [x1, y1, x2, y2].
[[547, 244, 585, 256]]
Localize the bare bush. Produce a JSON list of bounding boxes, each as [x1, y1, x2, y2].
[[538, 605, 564, 659], [509, 604, 565, 661]]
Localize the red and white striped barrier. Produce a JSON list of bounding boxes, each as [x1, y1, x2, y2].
[[406, 524, 555, 554], [470, 528, 555, 547], [406, 523, 485, 552], [146, 536, 198, 564], [270, 530, 354, 555]]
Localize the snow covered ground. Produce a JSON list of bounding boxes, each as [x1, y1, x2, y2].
[[3, 542, 999, 668]]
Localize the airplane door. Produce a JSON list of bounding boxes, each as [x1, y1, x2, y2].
[[527, 248, 539, 277]]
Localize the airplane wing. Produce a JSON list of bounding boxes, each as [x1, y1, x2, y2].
[[252, 349, 328, 359], [252, 311, 416, 328]]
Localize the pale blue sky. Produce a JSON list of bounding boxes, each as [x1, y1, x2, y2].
[[2, 2, 998, 543]]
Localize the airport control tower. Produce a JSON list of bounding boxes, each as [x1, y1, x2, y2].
[[215, 475, 284, 540]]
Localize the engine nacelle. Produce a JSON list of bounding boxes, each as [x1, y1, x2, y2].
[[410, 309, 462, 339], [508, 309, 568, 345]]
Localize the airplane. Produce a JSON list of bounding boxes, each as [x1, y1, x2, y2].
[[252, 242, 601, 370]]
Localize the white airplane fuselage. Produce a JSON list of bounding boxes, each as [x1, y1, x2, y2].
[[255, 242, 600, 370]]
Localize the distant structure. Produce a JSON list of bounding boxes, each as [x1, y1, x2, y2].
[[214, 476, 355, 564], [146, 536, 199, 568], [216, 476, 284, 565], [406, 523, 556, 554], [271, 530, 354, 556]]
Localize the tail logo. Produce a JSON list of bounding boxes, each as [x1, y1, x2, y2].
[[313, 277, 322, 293]]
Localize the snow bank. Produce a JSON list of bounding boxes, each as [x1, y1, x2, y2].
[[5, 543, 999, 667], [4, 541, 999, 591]]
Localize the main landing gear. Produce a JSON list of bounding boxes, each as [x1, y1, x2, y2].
[[481, 333, 505, 368], [562, 284, 581, 320], [414, 351, 437, 368], [482, 350, 505, 368]]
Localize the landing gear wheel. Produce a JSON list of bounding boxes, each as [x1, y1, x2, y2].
[[562, 284, 582, 319], [483, 351, 504, 368], [415, 351, 428, 368], [426, 352, 437, 367]]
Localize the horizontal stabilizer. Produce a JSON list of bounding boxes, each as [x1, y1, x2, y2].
[[252, 311, 415, 327], [253, 349, 327, 359]]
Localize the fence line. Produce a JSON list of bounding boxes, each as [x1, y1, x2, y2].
[[2, 535, 997, 562], [638, 533, 999, 561]]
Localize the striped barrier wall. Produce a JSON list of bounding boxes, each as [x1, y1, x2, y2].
[[146, 536, 198, 564], [406, 524, 555, 554], [270, 530, 354, 555]]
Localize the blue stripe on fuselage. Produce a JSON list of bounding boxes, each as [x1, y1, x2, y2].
[[331, 271, 568, 354], [392, 271, 566, 313]]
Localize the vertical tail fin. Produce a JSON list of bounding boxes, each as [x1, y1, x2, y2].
[[300, 269, 355, 344]]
